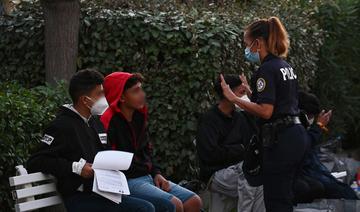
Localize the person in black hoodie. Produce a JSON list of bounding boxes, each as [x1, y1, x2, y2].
[[293, 91, 358, 203], [27, 69, 157, 212], [196, 74, 265, 212], [101, 72, 202, 212]]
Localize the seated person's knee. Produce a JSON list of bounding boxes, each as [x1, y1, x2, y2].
[[171, 196, 184, 212], [184, 195, 202, 211]]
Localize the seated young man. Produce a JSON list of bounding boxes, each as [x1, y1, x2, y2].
[[195, 74, 265, 212], [100, 72, 202, 212], [293, 91, 358, 203], [27, 69, 161, 212]]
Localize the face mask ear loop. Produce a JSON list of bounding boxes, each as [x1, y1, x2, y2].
[[252, 39, 261, 53], [248, 39, 259, 54], [249, 39, 255, 50], [84, 96, 94, 111]]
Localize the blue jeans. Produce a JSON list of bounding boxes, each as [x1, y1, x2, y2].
[[128, 175, 196, 204], [132, 191, 176, 212], [64, 192, 155, 212]]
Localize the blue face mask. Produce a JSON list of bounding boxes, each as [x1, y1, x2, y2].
[[244, 41, 260, 63]]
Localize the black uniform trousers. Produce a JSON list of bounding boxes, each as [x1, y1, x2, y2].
[[262, 124, 309, 212]]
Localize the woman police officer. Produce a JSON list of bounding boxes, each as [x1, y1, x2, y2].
[[220, 17, 309, 211]]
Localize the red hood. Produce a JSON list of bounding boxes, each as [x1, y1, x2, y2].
[[100, 72, 148, 130]]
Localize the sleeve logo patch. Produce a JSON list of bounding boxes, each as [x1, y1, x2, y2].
[[98, 133, 107, 144], [41, 134, 54, 145], [256, 78, 266, 92]]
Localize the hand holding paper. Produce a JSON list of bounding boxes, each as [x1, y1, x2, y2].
[[92, 150, 133, 204]]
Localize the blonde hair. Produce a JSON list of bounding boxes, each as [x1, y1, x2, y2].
[[246, 17, 289, 58]]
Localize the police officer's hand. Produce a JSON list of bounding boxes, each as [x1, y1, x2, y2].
[[317, 110, 332, 126], [80, 163, 94, 179], [240, 73, 252, 96], [220, 74, 238, 102], [154, 174, 171, 192]]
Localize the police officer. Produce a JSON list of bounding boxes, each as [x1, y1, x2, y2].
[[220, 16, 309, 212]]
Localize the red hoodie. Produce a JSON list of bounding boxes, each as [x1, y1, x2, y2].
[[101, 72, 147, 131], [100, 72, 160, 178]]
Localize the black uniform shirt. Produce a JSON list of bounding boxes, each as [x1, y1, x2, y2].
[[250, 54, 300, 122]]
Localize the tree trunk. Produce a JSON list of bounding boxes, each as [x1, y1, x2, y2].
[[42, 0, 80, 85]]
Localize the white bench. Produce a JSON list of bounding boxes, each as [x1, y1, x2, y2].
[[9, 165, 66, 212]]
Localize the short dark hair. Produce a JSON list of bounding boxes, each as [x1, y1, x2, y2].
[[214, 74, 242, 99], [123, 73, 144, 92], [298, 91, 321, 115], [68, 68, 104, 104]]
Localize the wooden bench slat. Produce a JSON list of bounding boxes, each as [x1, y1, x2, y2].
[[9, 172, 54, 186], [13, 183, 57, 199], [15, 195, 63, 212]]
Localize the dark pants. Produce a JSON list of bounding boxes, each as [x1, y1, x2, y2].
[[324, 181, 359, 200], [293, 174, 325, 203], [263, 124, 309, 212], [64, 192, 156, 212]]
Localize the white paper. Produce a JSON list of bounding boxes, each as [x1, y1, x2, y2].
[[91, 150, 133, 204], [92, 150, 133, 170], [95, 169, 130, 195], [93, 172, 122, 204], [331, 171, 347, 179]]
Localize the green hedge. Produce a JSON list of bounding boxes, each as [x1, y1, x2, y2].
[[313, 0, 360, 148], [0, 4, 44, 87], [0, 82, 69, 211], [0, 0, 325, 210]]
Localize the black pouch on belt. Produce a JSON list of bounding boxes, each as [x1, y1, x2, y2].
[[261, 123, 277, 148]]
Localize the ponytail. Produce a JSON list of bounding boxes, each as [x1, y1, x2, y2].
[[267, 17, 289, 58], [246, 16, 289, 58]]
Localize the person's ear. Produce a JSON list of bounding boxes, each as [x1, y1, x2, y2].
[[255, 39, 262, 52], [79, 96, 90, 107], [119, 94, 126, 103]]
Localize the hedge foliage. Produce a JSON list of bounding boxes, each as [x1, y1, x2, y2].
[[0, 82, 69, 211], [313, 0, 360, 148], [0, 3, 44, 87], [0, 0, 322, 173], [2, 0, 359, 210]]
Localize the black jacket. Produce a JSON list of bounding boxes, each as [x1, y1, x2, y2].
[[196, 105, 256, 182], [107, 110, 161, 179], [27, 106, 105, 197]]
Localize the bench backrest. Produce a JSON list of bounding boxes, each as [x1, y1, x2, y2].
[[9, 165, 64, 212]]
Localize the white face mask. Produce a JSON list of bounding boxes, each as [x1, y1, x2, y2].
[[240, 94, 251, 102], [86, 96, 109, 115], [305, 114, 315, 125], [308, 118, 315, 125], [235, 95, 251, 111]]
